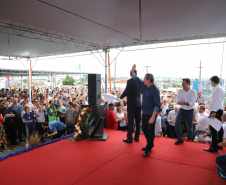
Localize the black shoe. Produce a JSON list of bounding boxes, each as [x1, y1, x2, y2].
[[175, 140, 184, 145], [123, 139, 133, 143], [143, 150, 151, 157], [141, 146, 147, 151], [204, 147, 218, 153], [218, 146, 223, 150], [134, 137, 139, 142]]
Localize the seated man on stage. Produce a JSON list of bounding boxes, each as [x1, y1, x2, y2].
[[47, 121, 66, 139]]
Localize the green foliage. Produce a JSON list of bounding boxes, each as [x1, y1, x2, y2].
[[163, 84, 170, 89], [23, 79, 28, 84], [63, 75, 75, 85], [171, 83, 181, 88]]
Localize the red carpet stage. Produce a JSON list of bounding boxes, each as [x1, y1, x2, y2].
[[0, 129, 225, 185]]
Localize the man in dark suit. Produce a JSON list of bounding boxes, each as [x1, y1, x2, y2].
[[120, 70, 141, 143]]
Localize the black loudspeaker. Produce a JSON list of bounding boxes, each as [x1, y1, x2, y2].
[[82, 104, 105, 126], [88, 74, 101, 105]]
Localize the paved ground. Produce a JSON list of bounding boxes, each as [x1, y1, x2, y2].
[[0, 136, 51, 157]]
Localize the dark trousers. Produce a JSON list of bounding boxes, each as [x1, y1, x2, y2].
[[127, 106, 141, 140], [66, 125, 75, 135], [216, 154, 226, 172], [37, 122, 44, 138], [3, 122, 13, 143], [17, 119, 25, 141], [11, 121, 18, 144], [52, 129, 66, 139], [60, 117, 65, 124], [210, 109, 223, 149], [142, 114, 156, 152], [168, 125, 177, 138]]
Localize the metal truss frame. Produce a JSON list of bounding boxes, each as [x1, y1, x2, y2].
[[0, 69, 90, 77], [0, 19, 105, 53]]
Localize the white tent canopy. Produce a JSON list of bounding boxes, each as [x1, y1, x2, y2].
[[1, 0, 226, 58], [1, 0, 226, 96]]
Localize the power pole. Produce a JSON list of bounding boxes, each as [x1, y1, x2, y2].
[[114, 59, 117, 90], [143, 66, 151, 73], [197, 61, 203, 92]]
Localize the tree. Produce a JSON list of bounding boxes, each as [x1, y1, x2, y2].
[[171, 83, 181, 88], [23, 79, 28, 84], [63, 75, 75, 85]]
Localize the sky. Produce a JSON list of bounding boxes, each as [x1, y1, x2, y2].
[[1, 37, 226, 80]]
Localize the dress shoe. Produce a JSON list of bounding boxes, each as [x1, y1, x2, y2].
[[204, 147, 218, 153], [123, 139, 133, 143], [175, 140, 184, 145], [134, 137, 139, 142], [143, 150, 151, 157], [141, 146, 147, 151]]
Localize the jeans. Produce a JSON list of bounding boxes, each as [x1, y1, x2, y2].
[[196, 130, 206, 135], [216, 154, 226, 172], [25, 125, 35, 139], [175, 109, 194, 141], [142, 114, 156, 152]]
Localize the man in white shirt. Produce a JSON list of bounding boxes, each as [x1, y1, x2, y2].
[[161, 98, 168, 136], [175, 78, 197, 145], [195, 105, 209, 142], [198, 76, 224, 152], [155, 108, 162, 136], [167, 105, 179, 138], [25, 96, 35, 110]]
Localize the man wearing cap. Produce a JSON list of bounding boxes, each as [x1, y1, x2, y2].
[[106, 103, 125, 130], [130, 64, 161, 157], [120, 69, 141, 143]]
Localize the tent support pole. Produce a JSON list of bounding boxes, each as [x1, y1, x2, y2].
[[104, 49, 108, 93], [28, 68, 31, 102], [21, 76, 23, 91]]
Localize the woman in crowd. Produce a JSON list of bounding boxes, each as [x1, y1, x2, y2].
[[57, 100, 66, 123], [116, 106, 127, 131], [0, 113, 11, 152]]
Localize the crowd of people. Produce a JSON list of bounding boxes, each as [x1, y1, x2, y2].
[[0, 86, 89, 152], [0, 70, 226, 178]]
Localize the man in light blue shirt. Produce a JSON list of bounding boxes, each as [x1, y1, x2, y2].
[[47, 121, 66, 139], [131, 64, 160, 157]]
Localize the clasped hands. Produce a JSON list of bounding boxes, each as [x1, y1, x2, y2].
[[177, 100, 186, 105]]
